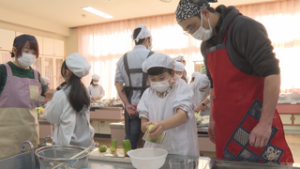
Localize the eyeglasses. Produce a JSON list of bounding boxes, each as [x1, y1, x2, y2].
[[183, 22, 196, 35]]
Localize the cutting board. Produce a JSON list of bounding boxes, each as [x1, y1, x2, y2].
[[88, 148, 132, 163]]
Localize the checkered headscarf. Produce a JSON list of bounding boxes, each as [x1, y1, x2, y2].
[[175, 0, 209, 23]]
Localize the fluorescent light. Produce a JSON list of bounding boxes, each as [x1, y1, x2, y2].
[[82, 6, 113, 19]]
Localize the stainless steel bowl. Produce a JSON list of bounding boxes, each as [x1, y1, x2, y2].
[[35, 145, 89, 169]]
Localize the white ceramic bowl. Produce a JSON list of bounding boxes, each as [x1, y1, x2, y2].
[[127, 148, 168, 169]]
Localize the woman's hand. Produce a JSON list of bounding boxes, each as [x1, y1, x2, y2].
[[148, 121, 164, 139], [45, 89, 55, 102]]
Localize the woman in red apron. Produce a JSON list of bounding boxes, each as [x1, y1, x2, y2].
[[176, 0, 293, 163]]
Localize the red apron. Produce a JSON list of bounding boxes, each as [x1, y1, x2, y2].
[[206, 20, 293, 163]]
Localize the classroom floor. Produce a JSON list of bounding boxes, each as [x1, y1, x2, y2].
[[93, 134, 300, 163]]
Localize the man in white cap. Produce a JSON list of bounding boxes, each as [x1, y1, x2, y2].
[[115, 24, 154, 149], [174, 55, 189, 83]]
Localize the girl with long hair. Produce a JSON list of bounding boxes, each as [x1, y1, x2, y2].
[[45, 53, 94, 147]]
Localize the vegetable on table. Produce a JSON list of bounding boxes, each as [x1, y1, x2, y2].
[[147, 124, 162, 142], [122, 140, 131, 156], [99, 145, 107, 153], [110, 139, 117, 153]]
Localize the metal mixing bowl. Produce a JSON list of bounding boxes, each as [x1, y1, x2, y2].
[[35, 145, 89, 169]]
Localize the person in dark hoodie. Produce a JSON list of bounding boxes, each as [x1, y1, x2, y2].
[[175, 0, 293, 163]]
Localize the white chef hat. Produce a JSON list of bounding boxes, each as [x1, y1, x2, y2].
[[42, 77, 50, 83], [192, 72, 202, 78], [194, 74, 210, 89], [174, 55, 185, 62], [174, 62, 185, 72], [66, 53, 91, 78], [92, 74, 100, 80], [133, 24, 151, 42], [142, 53, 175, 73]]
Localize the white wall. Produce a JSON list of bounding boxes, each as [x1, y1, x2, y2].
[[0, 21, 66, 42], [0, 6, 69, 37], [65, 28, 78, 57], [0, 20, 75, 58]]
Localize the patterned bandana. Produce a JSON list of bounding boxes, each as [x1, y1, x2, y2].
[[156, 86, 172, 98], [175, 0, 209, 23]]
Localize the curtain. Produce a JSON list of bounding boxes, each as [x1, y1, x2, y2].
[[78, 0, 300, 99], [236, 0, 300, 93], [78, 14, 201, 99]]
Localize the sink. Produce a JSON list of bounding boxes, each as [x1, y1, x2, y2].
[[0, 151, 39, 169], [88, 160, 135, 169]]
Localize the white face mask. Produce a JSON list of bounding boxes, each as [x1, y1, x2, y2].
[[147, 43, 152, 51], [147, 38, 152, 50], [150, 77, 171, 92], [175, 74, 183, 80], [17, 53, 36, 68], [93, 82, 99, 85], [192, 13, 213, 41]]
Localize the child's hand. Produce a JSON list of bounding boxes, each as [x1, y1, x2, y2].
[[145, 121, 152, 129], [195, 104, 206, 112], [194, 105, 201, 112], [148, 121, 164, 139], [45, 89, 55, 102]]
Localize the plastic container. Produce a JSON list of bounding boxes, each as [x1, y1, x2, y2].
[[169, 157, 210, 169], [169, 158, 198, 169], [127, 148, 168, 169]]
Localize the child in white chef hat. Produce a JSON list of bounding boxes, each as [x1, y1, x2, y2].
[[173, 62, 186, 83], [137, 53, 199, 156], [45, 53, 95, 149], [42, 77, 50, 86], [88, 74, 105, 102]]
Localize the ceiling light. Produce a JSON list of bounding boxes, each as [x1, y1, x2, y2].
[[82, 7, 113, 19]]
